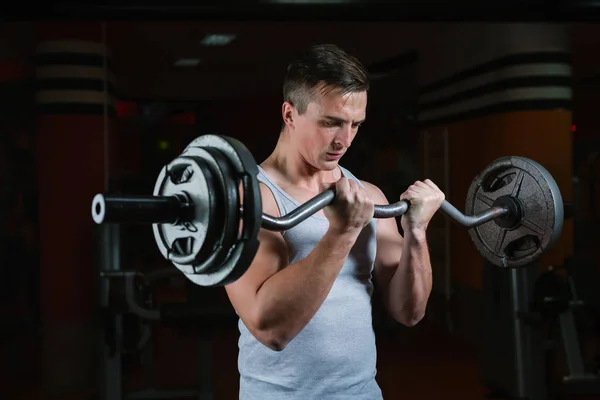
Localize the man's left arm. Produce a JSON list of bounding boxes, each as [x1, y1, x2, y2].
[[362, 180, 443, 327]]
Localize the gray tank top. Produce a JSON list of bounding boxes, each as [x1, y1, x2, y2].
[[237, 165, 383, 400]]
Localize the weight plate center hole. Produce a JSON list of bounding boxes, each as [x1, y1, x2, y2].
[[493, 195, 523, 230]]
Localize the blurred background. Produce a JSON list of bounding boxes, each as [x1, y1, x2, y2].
[[1, 3, 600, 399]]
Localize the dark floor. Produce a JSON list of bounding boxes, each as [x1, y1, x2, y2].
[[6, 318, 600, 400]]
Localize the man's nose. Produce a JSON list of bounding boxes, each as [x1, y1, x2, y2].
[[335, 125, 353, 148]]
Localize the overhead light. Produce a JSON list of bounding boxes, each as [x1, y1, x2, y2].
[[174, 58, 201, 67], [201, 34, 236, 46]]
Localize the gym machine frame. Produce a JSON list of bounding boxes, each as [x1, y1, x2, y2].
[[95, 222, 235, 400]]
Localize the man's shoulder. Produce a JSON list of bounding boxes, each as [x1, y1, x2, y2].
[[360, 180, 388, 204]]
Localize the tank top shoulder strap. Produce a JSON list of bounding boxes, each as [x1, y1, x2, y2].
[[256, 166, 297, 232], [339, 165, 365, 188]]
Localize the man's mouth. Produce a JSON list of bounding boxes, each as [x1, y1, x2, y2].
[[326, 152, 344, 160]]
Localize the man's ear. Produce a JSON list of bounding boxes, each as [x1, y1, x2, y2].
[[282, 101, 295, 129]]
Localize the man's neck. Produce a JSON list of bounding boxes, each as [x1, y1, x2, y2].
[[262, 131, 341, 192]]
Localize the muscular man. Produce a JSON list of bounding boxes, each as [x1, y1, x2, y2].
[[225, 44, 445, 399]]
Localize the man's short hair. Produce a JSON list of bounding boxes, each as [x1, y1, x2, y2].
[[283, 44, 370, 114]]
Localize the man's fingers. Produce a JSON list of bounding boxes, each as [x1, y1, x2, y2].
[[400, 189, 416, 201], [409, 179, 440, 188], [334, 177, 351, 200], [348, 179, 361, 194], [423, 178, 442, 191], [321, 181, 336, 191], [407, 180, 444, 199], [412, 180, 440, 191]]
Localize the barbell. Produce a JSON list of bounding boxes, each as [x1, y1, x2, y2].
[[91, 134, 564, 286]]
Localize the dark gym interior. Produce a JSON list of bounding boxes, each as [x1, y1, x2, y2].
[[2, 5, 600, 400]]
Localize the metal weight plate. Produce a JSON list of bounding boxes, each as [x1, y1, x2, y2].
[[175, 146, 240, 276], [465, 156, 564, 268], [152, 156, 216, 273], [177, 134, 262, 286], [201, 148, 243, 268]]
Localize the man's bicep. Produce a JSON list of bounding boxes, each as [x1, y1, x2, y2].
[[225, 228, 287, 300], [224, 183, 289, 326]]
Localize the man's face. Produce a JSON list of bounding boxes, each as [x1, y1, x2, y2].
[[289, 88, 367, 171]]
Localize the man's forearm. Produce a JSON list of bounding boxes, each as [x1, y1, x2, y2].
[[254, 228, 357, 349], [387, 229, 433, 326]]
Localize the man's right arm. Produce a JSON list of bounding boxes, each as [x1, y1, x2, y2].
[[224, 183, 359, 351]]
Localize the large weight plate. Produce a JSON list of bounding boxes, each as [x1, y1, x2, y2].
[[152, 156, 217, 271], [162, 146, 239, 276], [175, 134, 262, 287], [189, 147, 241, 274], [465, 156, 564, 268]]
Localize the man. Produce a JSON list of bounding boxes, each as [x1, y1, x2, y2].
[[225, 44, 445, 399]]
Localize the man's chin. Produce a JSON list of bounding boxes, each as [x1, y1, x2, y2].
[[319, 160, 339, 171]]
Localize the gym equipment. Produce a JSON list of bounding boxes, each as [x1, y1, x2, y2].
[[481, 260, 547, 400], [481, 251, 600, 400], [91, 134, 565, 286], [96, 223, 236, 400], [466, 156, 564, 268]]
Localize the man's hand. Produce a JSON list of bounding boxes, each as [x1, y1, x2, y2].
[[399, 179, 445, 234], [323, 178, 374, 236]]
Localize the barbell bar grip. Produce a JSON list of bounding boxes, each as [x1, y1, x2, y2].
[[260, 190, 411, 231], [440, 201, 510, 228], [261, 190, 335, 231], [92, 191, 510, 231], [260, 190, 512, 231]]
